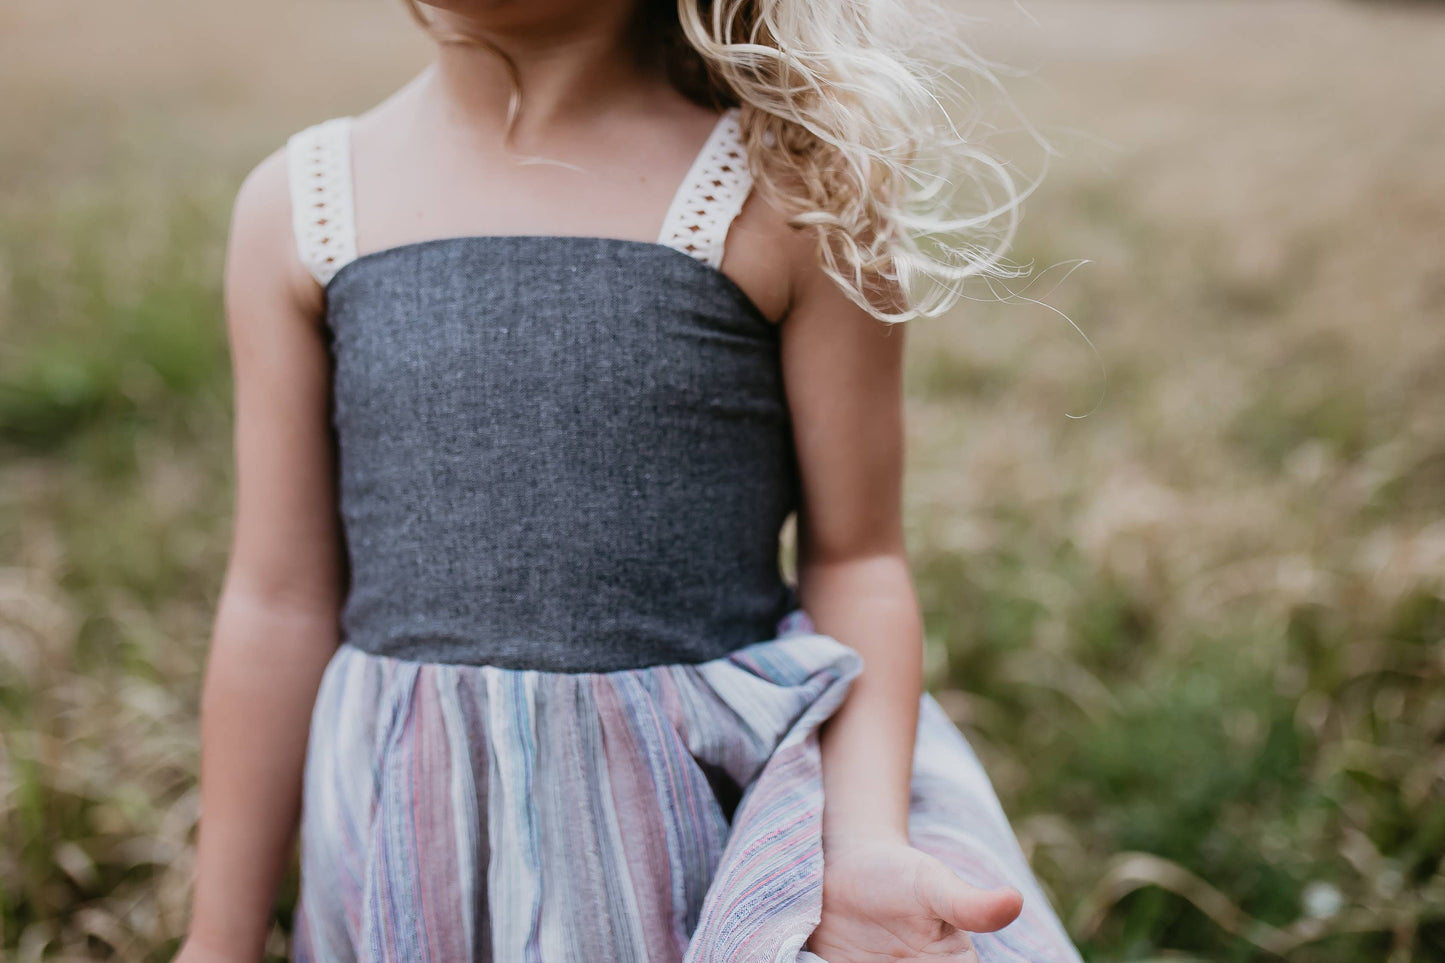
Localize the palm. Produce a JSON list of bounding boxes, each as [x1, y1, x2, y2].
[[805, 837, 1023, 962]]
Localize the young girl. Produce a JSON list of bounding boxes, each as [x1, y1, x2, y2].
[[178, 1, 1083, 960]]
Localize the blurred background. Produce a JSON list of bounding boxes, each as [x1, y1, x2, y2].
[[1, 0, 1442, 959]]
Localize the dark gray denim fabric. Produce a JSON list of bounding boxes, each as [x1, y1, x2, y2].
[[323, 235, 800, 672]]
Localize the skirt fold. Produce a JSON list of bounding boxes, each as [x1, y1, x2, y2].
[[293, 612, 1082, 963]]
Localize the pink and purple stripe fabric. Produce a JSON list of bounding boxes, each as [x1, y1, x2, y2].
[[292, 611, 1082, 962]]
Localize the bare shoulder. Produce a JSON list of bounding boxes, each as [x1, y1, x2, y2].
[[226, 143, 323, 323], [724, 178, 818, 325], [729, 166, 900, 337]]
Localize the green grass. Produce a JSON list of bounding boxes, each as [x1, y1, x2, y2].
[[3, 0, 1444, 958], [4, 176, 1443, 963]]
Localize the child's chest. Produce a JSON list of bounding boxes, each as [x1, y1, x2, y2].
[[345, 111, 794, 324]]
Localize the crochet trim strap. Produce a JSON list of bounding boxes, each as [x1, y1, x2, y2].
[[656, 107, 753, 270], [283, 107, 752, 286], [285, 116, 358, 287]]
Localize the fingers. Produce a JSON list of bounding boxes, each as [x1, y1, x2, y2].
[[914, 859, 1025, 934]]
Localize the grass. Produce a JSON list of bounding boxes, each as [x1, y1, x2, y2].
[[2, 0, 1444, 959]]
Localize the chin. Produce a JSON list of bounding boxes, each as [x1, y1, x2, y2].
[[415, 0, 597, 21]]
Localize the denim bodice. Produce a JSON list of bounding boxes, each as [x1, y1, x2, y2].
[[287, 109, 801, 671]]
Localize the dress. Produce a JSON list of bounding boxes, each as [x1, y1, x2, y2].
[[283, 108, 1083, 963]]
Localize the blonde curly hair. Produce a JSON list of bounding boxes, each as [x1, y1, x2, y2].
[[405, 0, 1043, 323]]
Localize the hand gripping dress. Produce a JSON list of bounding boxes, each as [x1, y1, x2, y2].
[[285, 108, 1084, 963]]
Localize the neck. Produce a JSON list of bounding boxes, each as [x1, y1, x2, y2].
[[422, 4, 661, 145]]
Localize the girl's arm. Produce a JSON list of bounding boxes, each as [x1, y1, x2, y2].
[[780, 255, 920, 845], [778, 236, 1024, 959], [178, 150, 344, 963]]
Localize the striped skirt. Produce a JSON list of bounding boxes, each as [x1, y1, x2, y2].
[[291, 610, 1082, 962]]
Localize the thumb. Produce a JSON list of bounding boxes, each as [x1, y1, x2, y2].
[[913, 857, 1024, 934]]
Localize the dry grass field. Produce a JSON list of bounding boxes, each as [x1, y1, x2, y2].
[[1, 0, 1442, 959]]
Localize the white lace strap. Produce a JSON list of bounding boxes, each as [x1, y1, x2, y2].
[[285, 116, 358, 287], [657, 107, 753, 270]]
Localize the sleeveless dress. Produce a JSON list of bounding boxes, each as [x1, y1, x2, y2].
[[284, 109, 1083, 963]]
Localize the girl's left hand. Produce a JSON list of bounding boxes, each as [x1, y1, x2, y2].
[[805, 833, 1025, 962]]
